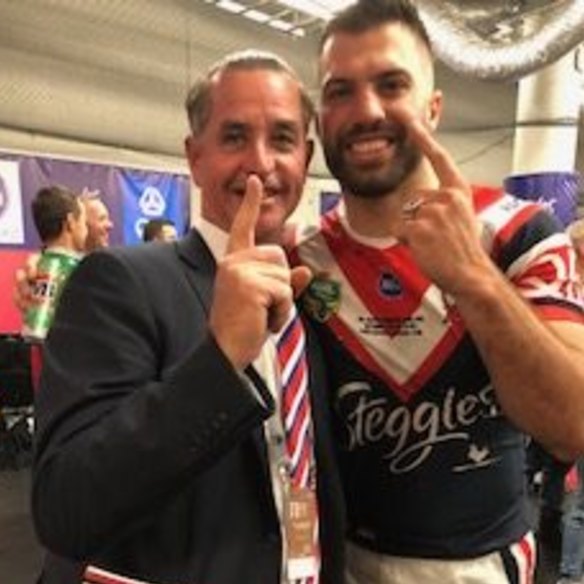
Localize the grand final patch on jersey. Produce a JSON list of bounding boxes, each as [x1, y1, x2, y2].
[[303, 274, 341, 323]]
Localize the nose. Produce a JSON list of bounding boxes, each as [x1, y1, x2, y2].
[[244, 140, 276, 178], [352, 87, 385, 125]]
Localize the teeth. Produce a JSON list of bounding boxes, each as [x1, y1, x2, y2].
[[350, 139, 388, 153]]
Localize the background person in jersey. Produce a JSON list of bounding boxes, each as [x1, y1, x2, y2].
[[293, 1, 584, 582], [142, 218, 178, 242], [13, 189, 114, 313], [26, 187, 89, 583], [525, 438, 572, 573], [557, 219, 584, 584], [32, 50, 344, 584], [31, 185, 88, 257], [23, 185, 88, 339], [570, 219, 584, 277]]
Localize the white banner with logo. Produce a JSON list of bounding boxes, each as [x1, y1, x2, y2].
[[0, 160, 25, 244]]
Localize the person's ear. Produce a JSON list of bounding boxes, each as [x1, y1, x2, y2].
[[185, 135, 202, 186], [427, 90, 443, 131], [64, 212, 75, 234]]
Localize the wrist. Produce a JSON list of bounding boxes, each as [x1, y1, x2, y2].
[[450, 261, 504, 308], [209, 328, 248, 372]]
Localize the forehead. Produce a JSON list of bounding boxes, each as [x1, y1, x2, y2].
[[84, 199, 108, 218], [207, 68, 304, 127], [320, 23, 430, 83]]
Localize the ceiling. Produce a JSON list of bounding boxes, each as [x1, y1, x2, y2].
[[0, 0, 580, 179]]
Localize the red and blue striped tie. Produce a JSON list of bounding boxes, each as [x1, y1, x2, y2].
[[277, 310, 313, 488], [276, 309, 320, 583]]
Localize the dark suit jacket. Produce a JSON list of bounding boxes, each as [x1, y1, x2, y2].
[[33, 229, 345, 584]]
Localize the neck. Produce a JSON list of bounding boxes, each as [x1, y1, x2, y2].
[[45, 233, 78, 253], [342, 158, 439, 238]]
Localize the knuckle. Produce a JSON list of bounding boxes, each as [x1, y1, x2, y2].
[[259, 244, 287, 262]]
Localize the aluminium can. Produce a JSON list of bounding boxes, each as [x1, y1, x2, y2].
[[22, 250, 80, 342]]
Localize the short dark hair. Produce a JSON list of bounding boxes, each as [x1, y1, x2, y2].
[[185, 49, 314, 136], [320, 0, 432, 55], [32, 185, 82, 244], [143, 218, 175, 242]]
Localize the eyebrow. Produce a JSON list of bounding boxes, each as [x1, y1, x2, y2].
[[219, 119, 301, 133], [219, 120, 247, 132], [331, 65, 411, 83], [273, 120, 301, 133]]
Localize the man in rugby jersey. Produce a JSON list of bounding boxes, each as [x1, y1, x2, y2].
[[294, 0, 584, 582], [13, 189, 113, 312]]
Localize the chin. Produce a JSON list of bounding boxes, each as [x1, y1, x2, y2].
[[255, 215, 287, 244]]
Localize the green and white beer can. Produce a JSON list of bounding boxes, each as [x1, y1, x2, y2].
[[22, 249, 81, 342]]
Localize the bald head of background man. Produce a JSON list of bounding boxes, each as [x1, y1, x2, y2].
[[79, 189, 114, 251]]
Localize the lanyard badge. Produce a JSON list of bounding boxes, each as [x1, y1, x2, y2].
[[284, 483, 319, 581]]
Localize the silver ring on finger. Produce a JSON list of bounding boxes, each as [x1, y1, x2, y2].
[[402, 197, 424, 220]]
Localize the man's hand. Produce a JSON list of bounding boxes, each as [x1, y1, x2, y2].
[[395, 109, 494, 297], [209, 175, 310, 370], [13, 253, 40, 314]]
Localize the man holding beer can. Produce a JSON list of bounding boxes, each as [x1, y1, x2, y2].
[[22, 185, 88, 341]]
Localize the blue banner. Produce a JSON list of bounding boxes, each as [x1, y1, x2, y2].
[[118, 168, 190, 245], [504, 171, 581, 228], [0, 152, 192, 250]]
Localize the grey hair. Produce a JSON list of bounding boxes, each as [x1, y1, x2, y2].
[[185, 49, 314, 135], [79, 188, 103, 204]]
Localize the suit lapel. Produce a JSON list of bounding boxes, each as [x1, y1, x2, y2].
[[302, 318, 328, 462], [176, 229, 273, 483], [175, 229, 216, 314]]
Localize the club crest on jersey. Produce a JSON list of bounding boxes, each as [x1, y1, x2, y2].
[[378, 271, 402, 298], [303, 275, 341, 323]]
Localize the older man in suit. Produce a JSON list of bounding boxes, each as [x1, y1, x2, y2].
[[32, 50, 344, 584]]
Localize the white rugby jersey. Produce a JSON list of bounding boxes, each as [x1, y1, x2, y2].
[[292, 186, 584, 559]]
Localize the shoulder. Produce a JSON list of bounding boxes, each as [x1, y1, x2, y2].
[[109, 240, 178, 265], [475, 187, 564, 264], [92, 240, 181, 272], [70, 243, 181, 298], [290, 210, 344, 270]]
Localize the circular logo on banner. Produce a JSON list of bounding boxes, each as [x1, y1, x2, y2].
[[139, 186, 165, 217], [0, 174, 8, 218]]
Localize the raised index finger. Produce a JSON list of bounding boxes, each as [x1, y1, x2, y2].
[[395, 107, 467, 190], [226, 174, 264, 253]]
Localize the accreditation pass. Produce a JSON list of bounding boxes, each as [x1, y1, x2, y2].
[[284, 485, 319, 581]]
